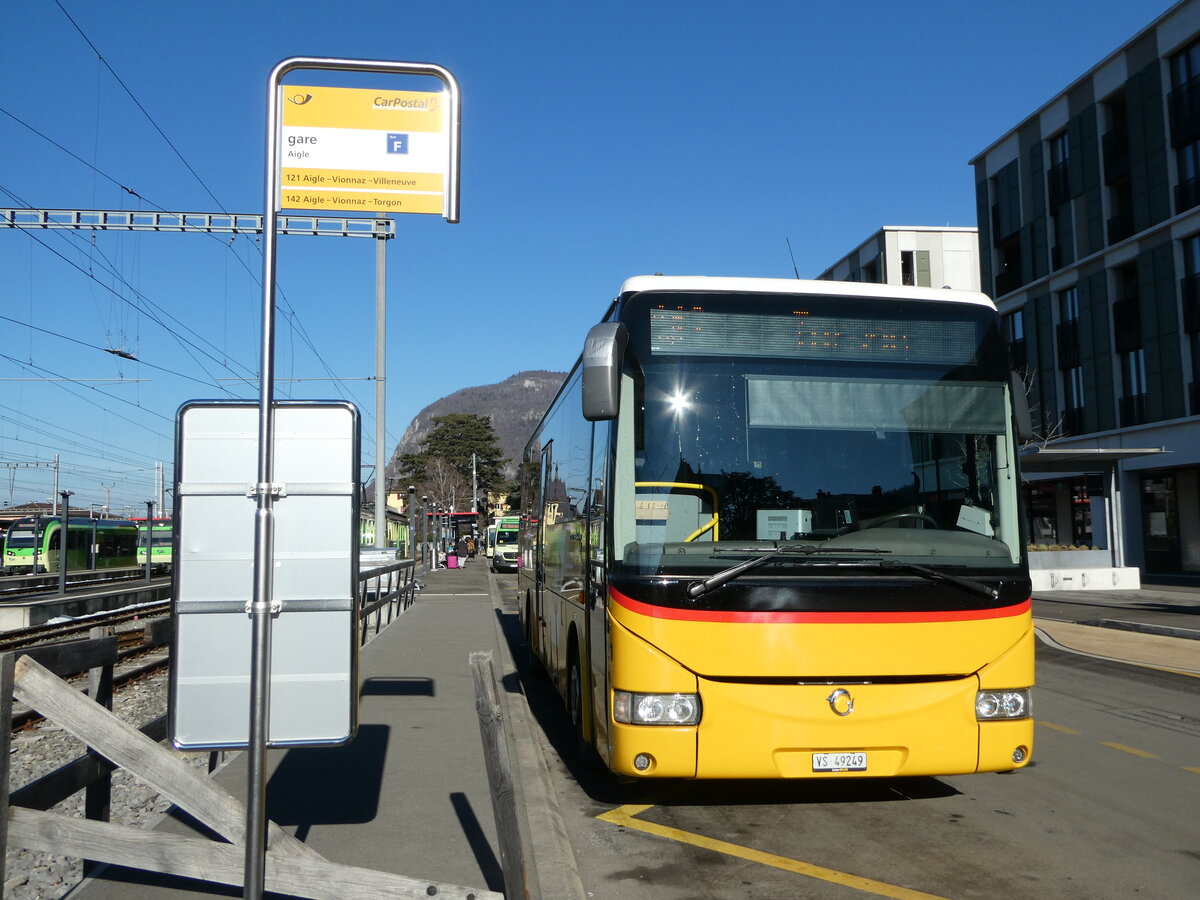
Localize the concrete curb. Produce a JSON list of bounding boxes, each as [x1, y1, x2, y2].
[[487, 577, 587, 900]]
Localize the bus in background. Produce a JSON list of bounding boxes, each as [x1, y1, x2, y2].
[[518, 275, 1034, 780], [3, 516, 140, 575], [491, 515, 520, 572], [136, 519, 173, 566]]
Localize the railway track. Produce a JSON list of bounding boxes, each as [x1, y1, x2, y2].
[[0, 568, 170, 601], [0, 599, 170, 654], [4, 601, 173, 731]]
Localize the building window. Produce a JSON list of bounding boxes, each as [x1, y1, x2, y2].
[[1027, 483, 1059, 545], [1120, 347, 1147, 426], [1102, 91, 1131, 183], [1063, 366, 1085, 435], [1048, 132, 1070, 209], [1140, 474, 1185, 574], [1177, 140, 1200, 213], [1189, 332, 1200, 415], [1184, 234, 1200, 335], [1005, 309, 1026, 370], [1170, 39, 1200, 148], [1056, 286, 1080, 370], [899, 250, 930, 287], [1060, 286, 1079, 322], [1112, 263, 1141, 353]]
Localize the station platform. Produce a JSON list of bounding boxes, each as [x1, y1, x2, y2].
[[58, 574, 1198, 899], [67, 557, 586, 900]]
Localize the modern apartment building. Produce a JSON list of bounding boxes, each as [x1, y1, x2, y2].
[[970, 0, 1200, 583], [817, 226, 981, 291]]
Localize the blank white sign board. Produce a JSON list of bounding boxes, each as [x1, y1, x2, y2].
[[169, 401, 359, 749]]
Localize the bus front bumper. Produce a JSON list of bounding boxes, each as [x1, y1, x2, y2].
[[608, 677, 1033, 779]]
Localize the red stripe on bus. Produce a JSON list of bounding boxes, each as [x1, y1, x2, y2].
[[610, 587, 1031, 624]]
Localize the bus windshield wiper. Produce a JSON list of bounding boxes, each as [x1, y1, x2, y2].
[[686, 545, 890, 599], [875, 560, 998, 600]]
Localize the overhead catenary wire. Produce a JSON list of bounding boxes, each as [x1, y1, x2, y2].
[[1, 16, 408, 480]]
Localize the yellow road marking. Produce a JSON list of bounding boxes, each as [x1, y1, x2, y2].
[[1182, 767, 1200, 775], [1037, 720, 1081, 734], [597, 804, 950, 900], [1099, 741, 1159, 759]]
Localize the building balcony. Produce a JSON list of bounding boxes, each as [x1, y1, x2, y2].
[[1047, 161, 1070, 209], [1176, 177, 1200, 215], [1183, 278, 1200, 336], [1009, 337, 1027, 370], [1062, 407, 1086, 436], [1107, 210, 1134, 244], [995, 267, 1023, 298], [1169, 74, 1200, 148], [1183, 273, 1200, 334], [1120, 393, 1147, 427], [1102, 129, 1130, 183], [1056, 321, 1080, 369], [1112, 297, 1141, 353]]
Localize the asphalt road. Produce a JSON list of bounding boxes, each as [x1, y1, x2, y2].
[[495, 574, 1200, 899]]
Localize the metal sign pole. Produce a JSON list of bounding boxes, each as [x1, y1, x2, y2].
[[245, 57, 459, 899], [244, 58, 288, 900], [374, 219, 388, 549]]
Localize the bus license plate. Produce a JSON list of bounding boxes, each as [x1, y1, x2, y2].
[[812, 752, 867, 772]]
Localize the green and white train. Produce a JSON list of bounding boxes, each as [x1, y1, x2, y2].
[[3, 516, 141, 575]]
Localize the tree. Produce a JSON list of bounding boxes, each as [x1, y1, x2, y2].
[[393, 413, 509, 507]]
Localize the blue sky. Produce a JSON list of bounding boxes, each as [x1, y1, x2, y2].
[[1, 0, 1165, 512]]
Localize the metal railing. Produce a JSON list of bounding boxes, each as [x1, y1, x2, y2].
[[357, 559, 420, 646]]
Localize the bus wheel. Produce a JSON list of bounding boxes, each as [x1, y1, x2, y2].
[[568, 647, 601, 770], [524, 594, 536, 668], [568, 651, 583, 737]]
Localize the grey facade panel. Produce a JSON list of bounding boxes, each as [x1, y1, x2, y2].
[[975, 176, 994, 294], [1084, 184, 1106, 256], [1141, 241, 1185, 419], [1128, 62, 1171, 230], [1079, 106, 1102, 193], [1032, 293, 1058, 435]]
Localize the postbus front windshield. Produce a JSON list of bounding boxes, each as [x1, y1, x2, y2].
[[611, 291, 1023, 579]]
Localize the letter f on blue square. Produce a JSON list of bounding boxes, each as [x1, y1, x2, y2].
[[387, 133, 409, 154]]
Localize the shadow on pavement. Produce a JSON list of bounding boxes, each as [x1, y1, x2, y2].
[[450, 791, 505, 892], [361, 675, 435, 697], [266, 724, 389, 835]]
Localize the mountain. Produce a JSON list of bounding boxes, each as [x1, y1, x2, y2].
[[388, 370, 567, 481]]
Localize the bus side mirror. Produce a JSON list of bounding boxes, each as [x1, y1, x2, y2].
[[582, 322, 628, 421], [1011, 371, 1033, 444]]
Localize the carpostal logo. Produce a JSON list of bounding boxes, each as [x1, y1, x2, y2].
[[373, 94, 440, 112]]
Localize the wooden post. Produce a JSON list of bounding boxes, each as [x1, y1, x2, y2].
[[0, 652, 15, 889], [470, 650, 527, 900], [85, 626, 114, 833]]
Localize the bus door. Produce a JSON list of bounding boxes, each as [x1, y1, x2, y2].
[[585, 422, 609, 750], [534, 441, 552, 656]]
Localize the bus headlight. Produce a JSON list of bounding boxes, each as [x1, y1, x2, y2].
[[614, 691, 701, 725], [976, 689, 1030, 720]]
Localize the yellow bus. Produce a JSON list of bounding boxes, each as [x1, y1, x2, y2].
[[518, 276, 1034, 780]]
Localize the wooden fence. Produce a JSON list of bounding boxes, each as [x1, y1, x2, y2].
[[0, 561, 499, 899]]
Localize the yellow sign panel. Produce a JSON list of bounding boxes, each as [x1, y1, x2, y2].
[[279, 190, 444, 215], [278, 84, 449, 216]]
